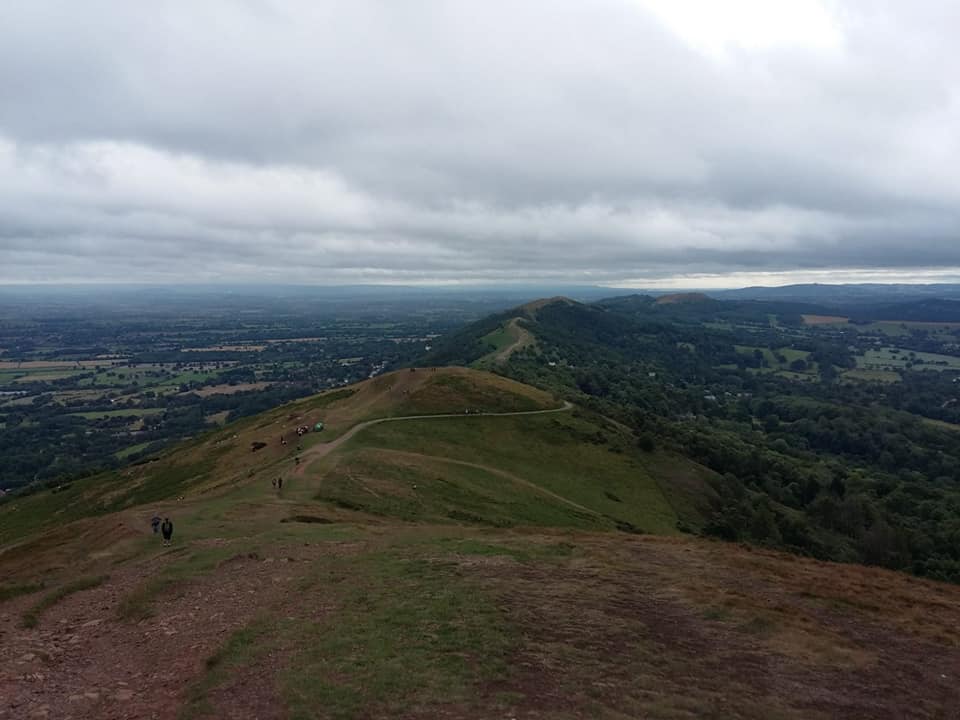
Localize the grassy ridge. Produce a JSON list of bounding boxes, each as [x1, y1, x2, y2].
[[334, 410, 682, 535]]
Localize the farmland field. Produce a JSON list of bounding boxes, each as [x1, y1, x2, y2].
[[69, 408, 166, 419], [801, 314, 849, 325], [856, 347, 960, 371], [842, 368, 902, 383]]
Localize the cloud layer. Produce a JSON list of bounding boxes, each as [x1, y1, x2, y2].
[[2, 1, 959, 286]]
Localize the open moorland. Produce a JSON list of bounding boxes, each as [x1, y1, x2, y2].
[[2, 368, 959, 719]]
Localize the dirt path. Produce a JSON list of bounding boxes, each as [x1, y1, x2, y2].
[[383, 448, 600, 517], [292, 401, 572, 478], [493, 318, 535, 362]]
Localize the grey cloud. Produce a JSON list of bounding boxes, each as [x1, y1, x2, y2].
[[1, 0, 959, 285]]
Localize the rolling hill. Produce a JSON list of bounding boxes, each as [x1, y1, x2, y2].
[[2, 367, 959, 718]]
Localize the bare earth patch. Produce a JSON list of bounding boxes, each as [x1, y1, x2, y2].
[[0, 540, 359, 720]]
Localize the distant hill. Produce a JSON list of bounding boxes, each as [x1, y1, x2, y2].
[[713, 282, 960, 306], [596, 292, 830, 326], [654, 292, 711, 305], [422, 296, 589, 367], [852, 298, 960, 323]]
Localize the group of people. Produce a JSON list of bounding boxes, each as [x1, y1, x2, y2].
[[150, 514, 174, 546]]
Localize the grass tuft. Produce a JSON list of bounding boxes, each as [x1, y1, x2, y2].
[[21, 574, 108, 628], [0, 581, 45, 603]]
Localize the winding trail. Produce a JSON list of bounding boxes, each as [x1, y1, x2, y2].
[[292, 401, 572, 477], [492, 318, 536, 362], [381, 448, 600, 517]]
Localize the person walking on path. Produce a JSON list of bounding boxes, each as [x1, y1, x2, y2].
[[151, 514, 161, 534], [160, 517, 174, 547]]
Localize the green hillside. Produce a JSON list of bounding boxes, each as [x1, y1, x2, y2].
[[432, 297, 960, 585], [3, 366, 959, 719]]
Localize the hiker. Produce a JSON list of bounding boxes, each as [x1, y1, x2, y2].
[[271, 478, 277, 489], [278, 477, 284, 491], [160, 518, 174, 547], [150, 514, 161, 534]]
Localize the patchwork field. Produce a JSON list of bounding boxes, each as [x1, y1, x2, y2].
[[857, 347, 960, 372]]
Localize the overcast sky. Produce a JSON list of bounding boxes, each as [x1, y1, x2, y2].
[[2, 1, 959, 288]]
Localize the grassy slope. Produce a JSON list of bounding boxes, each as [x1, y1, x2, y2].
[[322, 412, 681, 534], [3, 366, 959, 718]]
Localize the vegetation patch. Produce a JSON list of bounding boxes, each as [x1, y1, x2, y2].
[[0, 581, 45, 603], [281, 552, 514, 719], [345, 413, 680, 534], [316, 446, 609, 530], [180, 616, 275, 720], [118, 545, 240, 621], [21, 574, 108, 628]]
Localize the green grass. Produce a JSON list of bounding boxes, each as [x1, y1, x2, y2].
[[0, 448, 228, 546], [11, 369, 88, 383], [282, 551, 514, 720], [479, 324, 515, 353], [920, 417, 960, 433], [317, 448, 604, 530], [0, 581, 45, 603], [21, 575, 108, 628], [857, 347, 960, 372], [333, 412, 679, 534], [734, 345, 817, 375], [115, 441, 153, 459], [180, 616, 275, 719]]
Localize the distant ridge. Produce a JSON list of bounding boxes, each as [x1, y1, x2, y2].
[[654, 292, 710, 305]]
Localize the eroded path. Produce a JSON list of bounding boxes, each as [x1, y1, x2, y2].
[[0, 538, 360, 720]]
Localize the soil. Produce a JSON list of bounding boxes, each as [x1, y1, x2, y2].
[[0, 541, 352, 720]]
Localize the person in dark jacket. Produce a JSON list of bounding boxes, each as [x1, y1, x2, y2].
[[161, 518, 174, 547], [150, 514, 161, 534]]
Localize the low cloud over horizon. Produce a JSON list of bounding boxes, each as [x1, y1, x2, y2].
[[2, 1, 959, 287]]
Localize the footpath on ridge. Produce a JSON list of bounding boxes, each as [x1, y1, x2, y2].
[[293, 400, 573, 476]]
